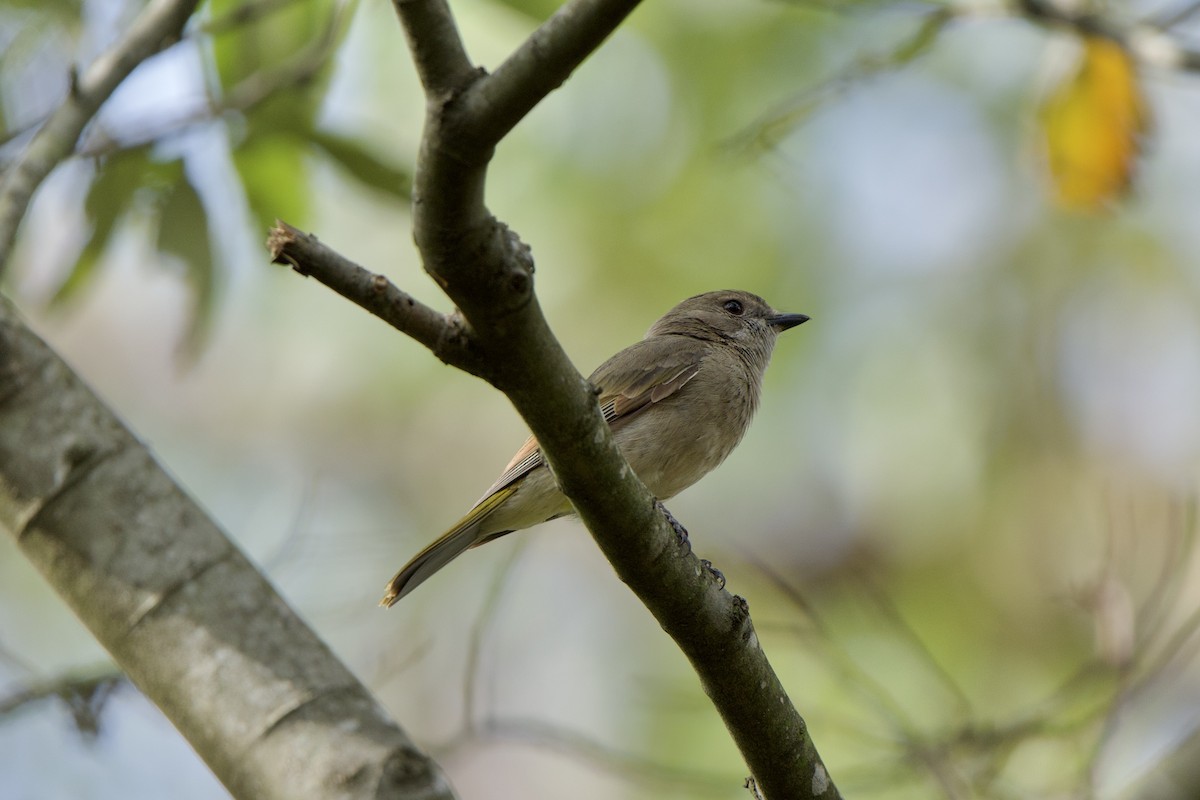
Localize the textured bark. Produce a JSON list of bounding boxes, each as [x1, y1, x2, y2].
[[0, 297, 456, 800], [263, 1, 846, 795]]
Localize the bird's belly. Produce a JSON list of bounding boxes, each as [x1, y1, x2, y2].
[[617, 403, 751, 501], [482, 468, 574, 534]]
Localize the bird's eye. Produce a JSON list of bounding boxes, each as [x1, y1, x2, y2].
[[723, 299, 744, 315]]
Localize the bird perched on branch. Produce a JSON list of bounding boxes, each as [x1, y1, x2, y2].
[[380, 290, 809, 607]]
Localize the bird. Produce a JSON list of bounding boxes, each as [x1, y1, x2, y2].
[[380, 290, 809, 607]]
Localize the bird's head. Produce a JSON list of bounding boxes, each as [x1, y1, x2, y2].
[[647, 290, 809, 349]]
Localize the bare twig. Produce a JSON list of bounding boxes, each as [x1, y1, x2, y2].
[[461, 0, 644, 146], [0, 666, 125, 739], [462, 539, 529, 729], [725, 7, 952, 154], [200, 0, 306, 35], [81, 7, 343, 159], [1152, 0, 1200, 29], [392, 0, 477, 97], [477, 716, 737, 794], [859, 579, 974, 719], [0, 0, 202, 273], [1016, 0, 1200, 70], [267, 221, 485, 379], [751, 557, 919, 739]]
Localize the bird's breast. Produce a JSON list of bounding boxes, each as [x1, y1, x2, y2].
[[615, 359, 760, 501]]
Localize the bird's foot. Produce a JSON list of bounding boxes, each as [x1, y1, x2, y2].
[[700, 559, 726, 590], [655, 499, 690, 551]]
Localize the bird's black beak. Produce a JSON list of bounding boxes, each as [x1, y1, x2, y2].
[[769, 313, 810, 332]]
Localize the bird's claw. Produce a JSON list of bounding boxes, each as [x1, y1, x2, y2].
[[700, 559, 726, 590], [655, 499, 690, 550]]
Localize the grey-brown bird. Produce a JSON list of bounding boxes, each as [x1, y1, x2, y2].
[[380, 290, 809, 607]]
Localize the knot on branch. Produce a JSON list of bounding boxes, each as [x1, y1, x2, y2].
[[497, 221, 534, 301]]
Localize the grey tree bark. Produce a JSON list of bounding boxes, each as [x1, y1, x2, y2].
[[0, 298, 456, 800]]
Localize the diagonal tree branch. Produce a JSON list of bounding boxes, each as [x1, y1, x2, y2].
[[1015, 0, 1200, 71], [0, 295, 457, 800], [281, 2, 843, 796], [393, 0, 478, 97], [268, 222, 486, 379], [0, 0, 201, 272], [460, 0, 644, 146]]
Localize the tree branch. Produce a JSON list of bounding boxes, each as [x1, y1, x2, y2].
[[0, 0, 201, 272], [1016, 0, 1200, 71], [0, 665, 124, 739], [0, 295, 457, 800], [276, 1, 843, 797], [392, 0, 478, 97], [267, 221, 486, 379], [460, 0, 644, 146]]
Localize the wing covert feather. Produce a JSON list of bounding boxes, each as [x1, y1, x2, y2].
[[478, 336, 708, 499]]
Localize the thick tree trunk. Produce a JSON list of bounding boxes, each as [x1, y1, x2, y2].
[[0, 297, 456, 800]]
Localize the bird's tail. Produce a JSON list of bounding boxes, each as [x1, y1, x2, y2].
[[379, 486, 517, 607]]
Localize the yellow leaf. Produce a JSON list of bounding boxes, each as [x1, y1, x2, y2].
[[1040, 36, 1150, 210]]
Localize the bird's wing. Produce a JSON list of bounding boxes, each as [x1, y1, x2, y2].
[[594, 336, 706, 426], [478, 337, 706, 500]]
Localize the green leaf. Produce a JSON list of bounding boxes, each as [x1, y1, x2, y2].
[[52, 149, 152, 306], [309, 131, 412, 202], [0, 0, 81, 16], [155, 176, 216, 353], [233, 132, 309, 232], [208, 0, 333, 93]]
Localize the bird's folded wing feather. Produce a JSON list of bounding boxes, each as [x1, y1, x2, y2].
[[477, 336, 707, 501]]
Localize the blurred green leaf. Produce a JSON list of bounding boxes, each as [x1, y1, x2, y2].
[[242, 87, 319, 143], [233, 132, 309, 231], [482, 0, 552, 19], [52, 148, 153, 306], [208, 0, 333, 93], [155, 175, 216, 352], [309, 131, 412, 202], [725, 8, 952, 154], [0, 0, 80, 15]]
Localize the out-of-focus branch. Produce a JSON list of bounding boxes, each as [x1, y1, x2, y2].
[[0, 0, 324, 157], [0, 0, 201, 273], [475, 717, 737, 795], [81, 8, 342, 159], [1014, 0, 1200, 70], [200, 0, 306, 35], [0, 296, 456, 800], [0, 666, 124, 740], [1153, 0, 1200, 29]]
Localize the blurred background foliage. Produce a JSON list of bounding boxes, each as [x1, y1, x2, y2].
[[3, 0, 1200, 797]]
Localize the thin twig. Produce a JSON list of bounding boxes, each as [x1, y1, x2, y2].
[[0, 0, 202, 273], [81, 6, 343, 159], [478, 716, 737, 794], [859, 577, 974, 719], [200, 0, 306, 35], [267, 221, 485, 379], [463, 539, 529, 729], [461, 0, 645, 146], [0, 665, 125, 740], [750, 556, 920, 740], [1152, 0, 1200, 28], [1016, 0, 1200, 70]]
